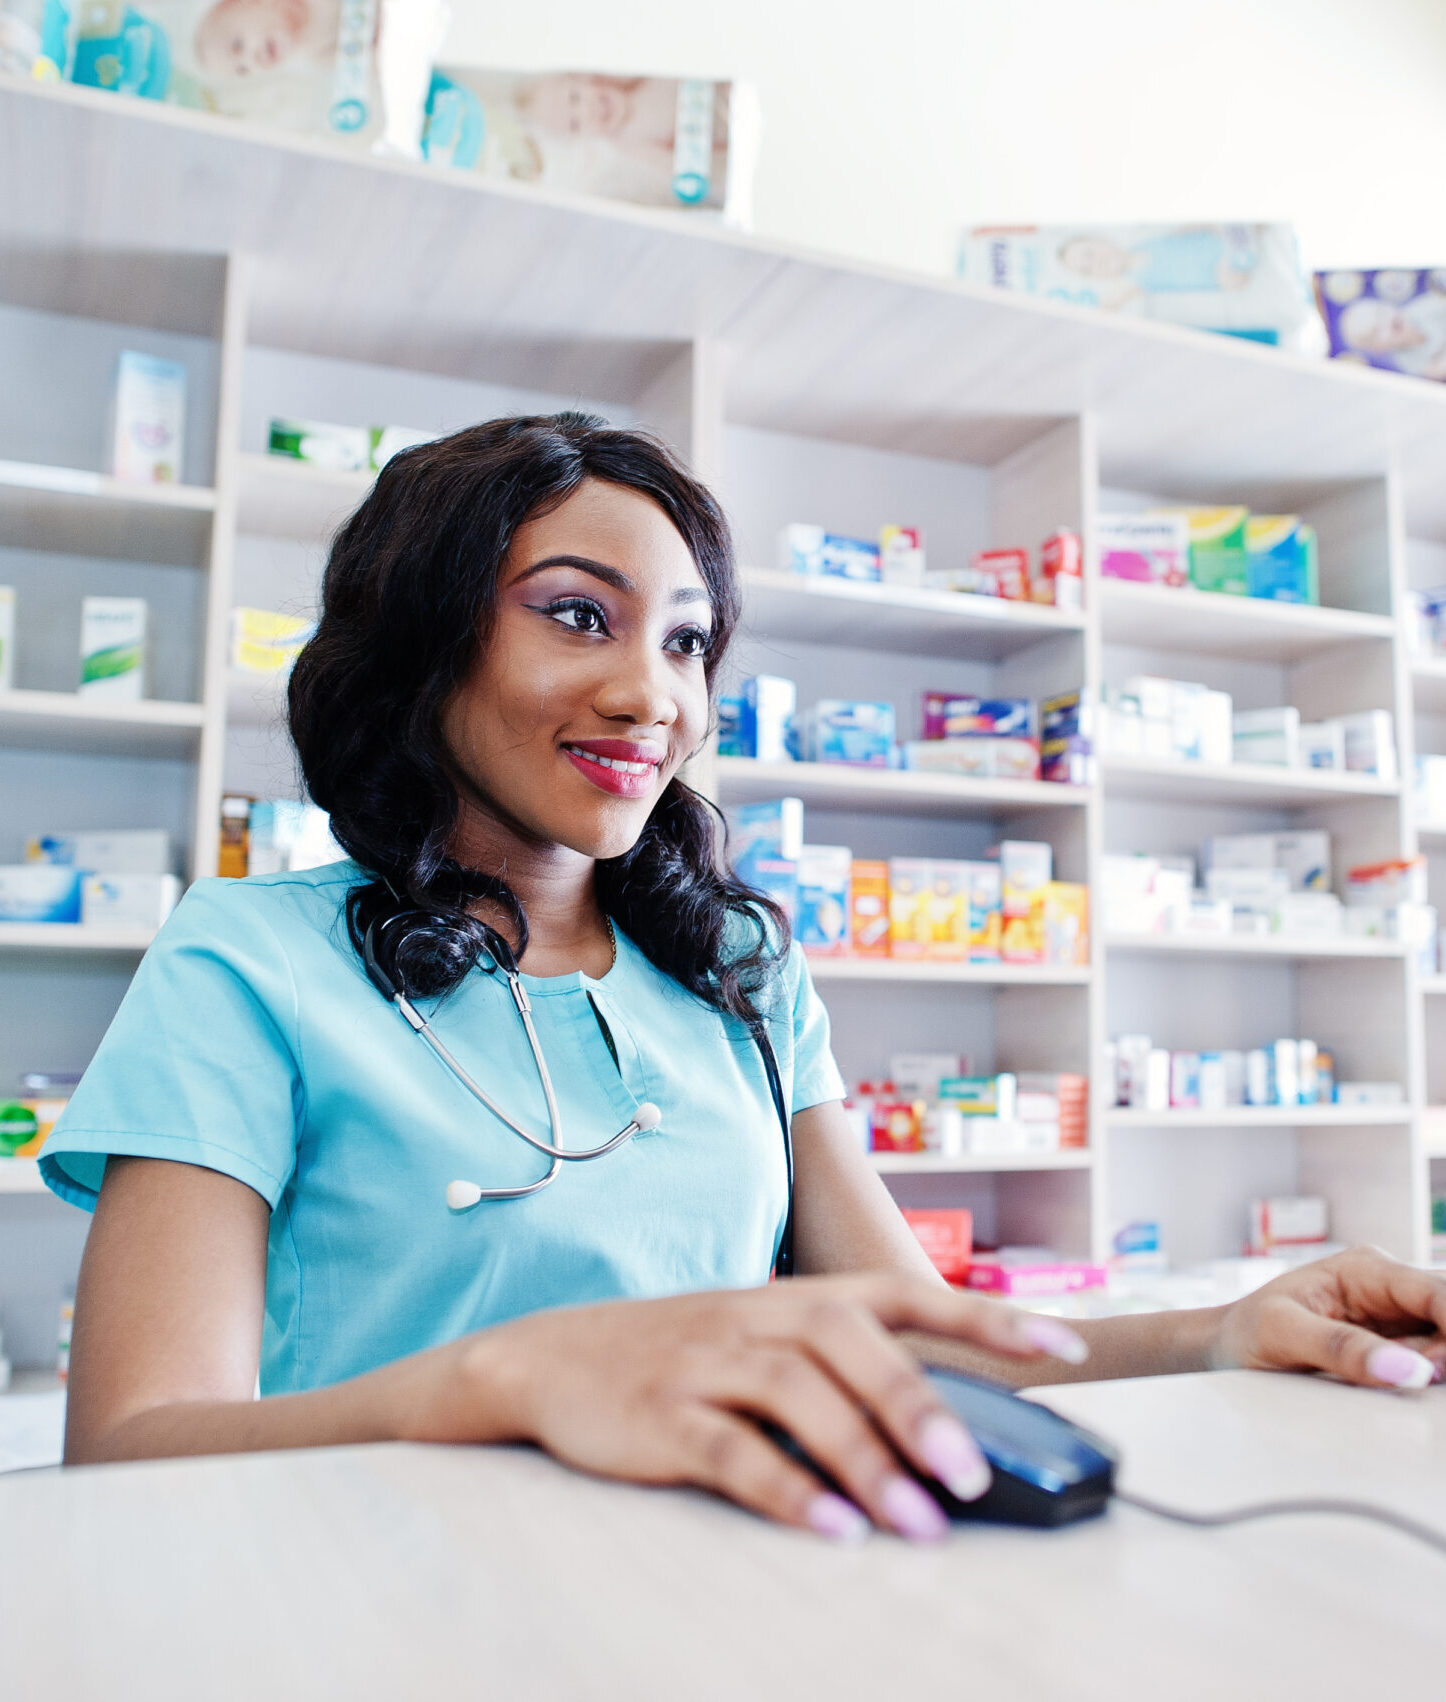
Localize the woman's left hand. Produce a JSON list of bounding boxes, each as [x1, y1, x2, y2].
[[1210, 1246, 1446, 1389]]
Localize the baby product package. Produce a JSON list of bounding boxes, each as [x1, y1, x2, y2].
[[110, 351, 186, 484], [1, 0, 75, 76], [1314, 269, 1446, 381], [420, 66, 761, 226], [959, 224, 1316, 347], [65, 0, 441, 153]]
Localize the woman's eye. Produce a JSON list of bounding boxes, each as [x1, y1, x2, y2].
[[545, 598, 609, 634], [667, 626, 712, 658]]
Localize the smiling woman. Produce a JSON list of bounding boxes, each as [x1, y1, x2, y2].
[[36, 414, 1446, 1546]]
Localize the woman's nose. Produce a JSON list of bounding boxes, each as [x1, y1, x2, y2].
[[593, 641, 680, 728]]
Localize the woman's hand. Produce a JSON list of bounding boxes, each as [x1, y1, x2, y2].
[[1209, 1246, 1446, 1388], [447, 1274, 1087, 1541]]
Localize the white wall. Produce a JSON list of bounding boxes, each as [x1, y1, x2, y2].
[[444, 0, 1446, 278]]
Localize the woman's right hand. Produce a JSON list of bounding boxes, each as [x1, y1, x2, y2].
[[427, 1275, 1088, 1541]]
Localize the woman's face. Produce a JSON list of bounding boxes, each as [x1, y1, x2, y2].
[[441, 478, 715, 862]]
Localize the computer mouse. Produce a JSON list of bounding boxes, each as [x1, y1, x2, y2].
[[771, 1366, 1119, 1528]]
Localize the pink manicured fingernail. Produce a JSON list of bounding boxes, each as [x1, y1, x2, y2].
[[1367, 1343, 1434, 1389], [804, 1492, 871, 1542], [917, 1413, 992, 1502], [880, 1474, 950, 1541], [1020, 1316, 1090, 1364]]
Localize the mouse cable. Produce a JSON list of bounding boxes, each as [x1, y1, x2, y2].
[[1116, 1488, 1446, 1560]]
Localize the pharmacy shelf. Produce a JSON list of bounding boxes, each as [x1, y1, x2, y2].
[[1106, 1106, 1412, 1131], [1099, 578, 1395, 662], [1411, 657, 1446, 716], [0, 689, 205, 757], [808, 958, 1090, 987], [236, 452, 372, 540], [738, 568, 1084, 661], [869, 1150, 1092, 1175], [0, 1160, 46, 1194], [715, 757, 1089, 818], [1105, 931, 1407, 963], [0, 922, 158, 954], [1414, 819, 1446, 846], [0, 458, 214, 566], [1421, 976, 1446, 997], [1101, 753, 1399, 807]]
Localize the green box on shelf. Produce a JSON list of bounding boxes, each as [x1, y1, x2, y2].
[[1158, 507, 1250, 595]]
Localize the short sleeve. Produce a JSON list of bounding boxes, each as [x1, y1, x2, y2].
[[39, 880, 305, 1213], [778, 942, 847, 1114]]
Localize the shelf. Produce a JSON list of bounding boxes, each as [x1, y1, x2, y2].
[[227, 669, 288, 728], [1105, 932, 1406, 963], [1099, 579, 1395, 662], [1107, 1106, 1411, 1130], [0, 922, 158, 954], [869, 1150, 1092, 1175], [0, 1159, 47, 1194], [0, 458, 214, 565], [1421, 976, 1446, 997], [236, 453, 372, 540], [714, 757, 1089, 818], [738, 568, 1084, 660], [808, 957, 1089, 986], [0, 689, 205, 757], [1412, 657, 1446, 716], [1414, 819, 1446, 846], [1101, 753, 1399, 807]]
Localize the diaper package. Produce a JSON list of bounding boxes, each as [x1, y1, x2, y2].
[[1315, 269, 1446, 382], [959, 223, 1317, 348], [62, 0, 441, 152], [420, 66, 761, 225]]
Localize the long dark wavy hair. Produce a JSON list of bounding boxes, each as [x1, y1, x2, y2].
[[288, 412, 787, 1027]]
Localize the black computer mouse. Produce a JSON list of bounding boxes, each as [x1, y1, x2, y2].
[[772, 1366, 1118, 1528]]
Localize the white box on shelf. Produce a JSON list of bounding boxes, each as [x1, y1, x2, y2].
[[1270, 892, 1344, 937], [26, 830, 173, 875], [1273, 832, 1331, 893], [1233, 706, 1299, 767], [1245, 1048, 1271, 1105], [1201, 689, 1234, 765], [79, 597, 147, 701], [1333, 1082, 1405, 1106], [1271, 1039, 1300, 1105], [81, 873, 181, 929], [1144, 1048, 1170, 1110], [110, 350, 186, 485], [1334, 710, 1397, 781], [1250, 1196, 1329, 1254], [1299, 722, 1344, 770]]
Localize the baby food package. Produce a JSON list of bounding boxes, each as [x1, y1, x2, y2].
[[64, 0, 440, 154], [1314, 269, 1446, 382], [959, 224, 1317, 349], [420, 65, 762, 226]]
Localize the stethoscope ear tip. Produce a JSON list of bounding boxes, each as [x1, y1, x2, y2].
[[446, 1179, 485, 1210], [632, 1102, 663, 1133]]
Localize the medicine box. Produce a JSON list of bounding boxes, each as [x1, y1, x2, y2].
[[795, 846, 852, 956], [731, 798, 804, 889], [1336, 710, 1396, 781], [888, 858, 932, 958], [0, 585, 13, 691], [0, 865, 83, 923], [268, 418, 372, 473], [26, 829, 173, 875], [799, 700, 895, 766], [717, 696, 746, 757], [971, 548, 1030, 600], [1246, 516, 1319, 604], [1035, 530, 1082, 609], [1250, 1196, 1328, 1254], [900, 1209, 972, 1285], [926, 862, 971, 960], [1042, 882, 1089, 966], [890, 1054, 963, 1097], [920, 693, 1033, 742], [965, 861, 1002, 961], [741, 674, 796, 764], [879, 525, 925, 586], [747, 856, 798, 928], [1097, 513, 1188, 586], [848, 860, 891, 957], [1233, 706, 1299, 767], [1299, 721, 1345, 770], [1163, 507, 1250, 596], [901, 738, 1039, 780], [231, 608, 315, 674], [777, 524, 881, 581], [79, 596, 147, 701], [81, 873, 182, 929], [993, 840, 1052, 916], [369, 426, 434, 471], [110, 351, 186, 484]]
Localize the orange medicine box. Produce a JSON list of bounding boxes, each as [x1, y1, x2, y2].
[[849, 859, 891, 957], [888, 857, 932, 959], [901, 1208, 973, 1283], [973, 547, 1031, 601]]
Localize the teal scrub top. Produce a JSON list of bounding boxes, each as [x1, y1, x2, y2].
[[40, 863, 846, 1396]]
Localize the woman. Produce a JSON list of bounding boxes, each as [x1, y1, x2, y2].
[[43, 414, 1446, 1543]]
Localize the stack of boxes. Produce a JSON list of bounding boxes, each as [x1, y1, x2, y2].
[[1099, 506, 1318, 604], [0, 830, 180, 930], [777, 523, 1082, 609], [1111, 1032, 1402, 1111], [856, 1057, 1089, 1158]]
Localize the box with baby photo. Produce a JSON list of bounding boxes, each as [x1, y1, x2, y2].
[[1315, 269, 1446, 382], [420, 66, 761, 226]]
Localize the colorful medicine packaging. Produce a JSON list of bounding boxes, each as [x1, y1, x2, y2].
[[231, 608, 316, 675], [740, 675, 796, 763], [919, 693, 1034, 741], [1246, 516, 1319, 604], [268, 417, 373, 473], [797, 699, 894, 766], [81, 873, 181, 929], [0, 865, 85, 923], [900, 1208, 973, 1284], [110, 351, 186, 484], [796, 845, 852, 956], [777, 524, 881, 582], [26, 829, 173, 875], [79, 596, 147, 701], [887, 858, 932, 958], [1097, 514, 1188, 586], [879, 525, 926, 586], [972, 548, 1030, 601], [1036, 529, 1083, 609], [730, 798, 803, 885], [1159, 507, 1250, 595], [848, 859, 891, 957]]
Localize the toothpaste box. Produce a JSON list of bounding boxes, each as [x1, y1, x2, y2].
[[0, 585, 14, 691], [920, 693, 1034, 741], [849, 859, 891, 957], [110, 351, 186, 484], [0, 865, 84, 923], [799, 700, 895, 766], [741, 674, 796, 764], [1097, 513, 1188, 586], [888, 858, 933, 959], [26, 830, 174, 875], [1035, 530, 1083, 609], [777, 524, 881, 582], [796, 845, 852, 956], [79, 596, 147, 700], [1246, 516, 1319, 604], [879, 525, 926, 586], [81, 873, 182, 929]]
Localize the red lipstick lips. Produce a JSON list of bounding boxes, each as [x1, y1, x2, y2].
[[561, 738, 665, 799]]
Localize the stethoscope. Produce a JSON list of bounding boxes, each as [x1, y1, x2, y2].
[[361, 909, 797, 1275]]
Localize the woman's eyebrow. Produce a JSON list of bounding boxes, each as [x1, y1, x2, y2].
[[516, 554, 711, 605]]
